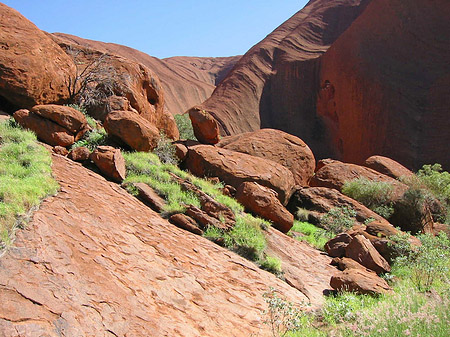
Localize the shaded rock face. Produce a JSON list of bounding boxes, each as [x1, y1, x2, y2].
[[0, 155, 307, 336], [52, 33, 241, 116], [218, 129, 315, 186], [193, 0, 370, 155], [104, 110, 160, 152], [317, 0, 450, 170], [188, 107, 220, 144], [185, 145, 296, 205], [236, 182, 294, 233], [0, 4, 76, 111]]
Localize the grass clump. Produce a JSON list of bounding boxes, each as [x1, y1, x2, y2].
[[342, 178, 395, 219], [261, 255, 283, 275], [204, 214, 268, 262], [174, 113, 196, 140], [289, 221, 332, 250], [72, 127, 108, 151], [0, 120, 59, 248], [123, 151, 200, 214]]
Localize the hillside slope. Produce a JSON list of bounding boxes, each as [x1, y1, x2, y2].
[[51, 33, 240, 116], [0, 154, 318, 336]]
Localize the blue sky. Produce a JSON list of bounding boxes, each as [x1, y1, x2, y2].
[[3, 0, 309, 58]]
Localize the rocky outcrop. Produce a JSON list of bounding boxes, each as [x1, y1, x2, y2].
[[68, 146, 90, 162], [52, 33, 241, 116], [188, 107, 220, 144], [236, 182, 294, 233], [185, 145, 296, 205], [364, 155, 414, 180], [0, 154, 308, 336], [104, 110, 160, 151], [330, 258, 392, 295], [13, 108, 80, 147], [218, 129, 315, 186], [132, 182, 167, 212], [0, 4, 76, 111], [90, 146, 126, 182]]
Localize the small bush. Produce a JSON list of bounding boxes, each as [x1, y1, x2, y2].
[[320, 206, 356, 234], [174, 113, 197, 141], [342, 178, 394, 219], [72, 128, 108, 151], [295, 208, 310, 222], [153, 133, 178, 165]]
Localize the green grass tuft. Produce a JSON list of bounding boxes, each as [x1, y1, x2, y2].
[[0, 120, 59, 248], [289, 221, 332, 250]]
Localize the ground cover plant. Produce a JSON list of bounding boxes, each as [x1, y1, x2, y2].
[[0, 119, 58, 249], [289, 221, 332, 251], [122, 150, 277, 270]]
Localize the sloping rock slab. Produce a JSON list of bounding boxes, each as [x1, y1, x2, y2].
[[364, 155, 414, 180], [0, 155, 307, 336], [265, 228, 336, 307]]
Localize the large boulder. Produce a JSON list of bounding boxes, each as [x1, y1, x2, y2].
[[345, 234, 391, 274], [31, 104, 87, 134], [218, 129, 315, 186], [364, 155, 414, 180], [187, 107, 220, 144], [104, 110, 160, 152], [90, 146, 126, 183], [236, 182, 294, 233], [330, 260, 392, 295], [0, 4, 75, 110], [185, 145, 295, 205], [13, 109, 75, 147]]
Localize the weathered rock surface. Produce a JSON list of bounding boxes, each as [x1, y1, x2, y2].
[[169, 213, 203, 236], [0, 4, 75, 111], [188, 107, 220, 144], [104, 110, 160, 152], [265, 228, 336, 306], [330, 265, 392, 295], [13, 109, 75, 147], [345, 235, 391, 275], [185, 145, 295, 205], [236, 182, 294, 233], [325, 233, 353, 258], [90, 146, 126, 183], [52, 33, 240, 116], [364, 155, 414, 180], [31, 105, 87, 135], [0, 154, 309, 336], [68, 146, 91, 162], [132, 182, 166, 213], [52, 146, 68, 156], [218, 129, 315, 186]]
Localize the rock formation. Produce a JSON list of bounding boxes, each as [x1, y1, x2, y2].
[[0, 4, 76, 110], [191, 0, 450, 171]]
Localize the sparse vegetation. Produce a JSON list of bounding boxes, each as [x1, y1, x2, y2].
[[174, 113, 197, 141], [0, 120, 59, 248], [72, 127, 108, 151], [320, 206, 356, 234], [153, 132, 178, 165], [342, 178, 395, 219], [289, 221, 332, 250], [261, 255, 283, 275]]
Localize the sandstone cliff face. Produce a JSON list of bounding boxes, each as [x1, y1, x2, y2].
[[0, 154, 310, 337], [316, 0, 450, 169], [195, 0, 450, 170], [51, 33, 240, 115]]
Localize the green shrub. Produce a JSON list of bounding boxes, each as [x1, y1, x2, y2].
[[295, 208, 310, 222], [174, 113, 197, 141], [72, 128, 108, 151], [0, 120, 59, 248], [320, 206, 356, 234], [65, 103, 97, 129], [261, 255, 283, 275], [342, 178, 394, 219], [289, 221, 332, 250]]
